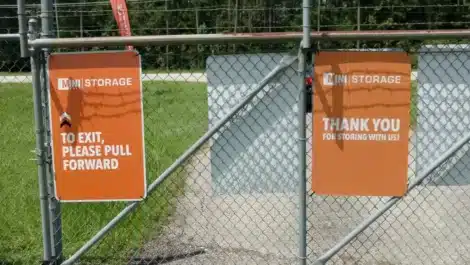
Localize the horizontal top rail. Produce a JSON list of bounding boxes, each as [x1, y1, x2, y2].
[[0, 33, 20, 41], [28, 29, 470, 48]]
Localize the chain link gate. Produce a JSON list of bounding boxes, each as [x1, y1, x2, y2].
[[25, 30, 470, 265]]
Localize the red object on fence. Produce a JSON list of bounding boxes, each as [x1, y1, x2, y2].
[[305, 76, 313, 85], [110, 0, 133, 50]]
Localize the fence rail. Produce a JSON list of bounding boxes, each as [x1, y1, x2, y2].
[[25, 29, 470, 49], [0, 33, 20, 40]]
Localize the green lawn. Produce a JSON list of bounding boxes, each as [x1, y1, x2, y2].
[[0, 81, 208, 265], [0, 72, 31, 76], [143, 68, 205, 74]]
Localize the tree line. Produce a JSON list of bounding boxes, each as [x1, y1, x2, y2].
[[1, 0, 469, 72]]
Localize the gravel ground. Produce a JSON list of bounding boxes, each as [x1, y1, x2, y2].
[[137, 143, 299, 264], [137, 123, 470, 265]]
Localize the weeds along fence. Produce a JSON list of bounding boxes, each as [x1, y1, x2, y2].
[[3, 17, 470, 265]]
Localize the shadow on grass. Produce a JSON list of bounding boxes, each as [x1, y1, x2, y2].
[[0, 259, 14, 265]]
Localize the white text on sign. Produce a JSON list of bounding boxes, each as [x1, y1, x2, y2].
[[60, 131, 133, 171], [321, 117, 401, 142], [322, 73, 402, 86], [57, 77, 133, 90]]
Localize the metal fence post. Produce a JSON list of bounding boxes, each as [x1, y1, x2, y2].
[[298, 0, 311, 264], [17, 0, 30, 58], [29, 17, 54, 265], [40, 45, 64, 264], [42, 53, 64, 264], [298, 0, 310, 265], [297, 45, 308, 265], [40, 0, 64, 262], [41, 0, 54, 40]]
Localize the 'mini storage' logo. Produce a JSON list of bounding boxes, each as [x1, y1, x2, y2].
[[322, 72, 402, 86], [58, 78, 82, 90], [323, 72, 346, 86], [56, 77, 134, 90]]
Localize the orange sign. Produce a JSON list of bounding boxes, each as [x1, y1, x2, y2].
[[47, 50, 146, 202], [312, 51, 411, 197]]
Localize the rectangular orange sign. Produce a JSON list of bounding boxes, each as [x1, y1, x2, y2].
[[47, 50, 147, 202], [312, 51, 411, 197]]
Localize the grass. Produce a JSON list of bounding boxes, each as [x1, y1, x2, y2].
[[0, 81, 208, 265], [143, 68, 205, 74], [0, 72, 31, 76]]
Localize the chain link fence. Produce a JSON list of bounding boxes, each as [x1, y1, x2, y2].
[[24, 38, 470, 265], [2, 8, 470, 265]]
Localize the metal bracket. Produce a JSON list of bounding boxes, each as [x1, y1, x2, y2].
[[297, 43, 314, 114]]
